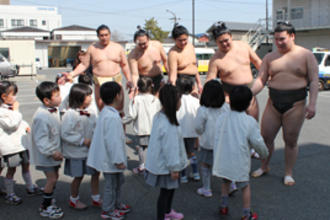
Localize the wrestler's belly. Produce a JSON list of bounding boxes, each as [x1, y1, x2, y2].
[[177, 64, 198, 75], [268, 79, 307, 90], [139, 64, 163, 77], [92, 61, 121, 77], [220, 69, 254, 85]]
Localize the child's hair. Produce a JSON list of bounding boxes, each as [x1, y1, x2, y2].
[[100, 81, 122, 105], [78, 74, 93, 85], [176, 76, 193, 95], [0, 80, 18, 105], [35, 81, 60, 103], [69, 83, 93, 109], [200, 80, 225, 108], [159, 84, 181, 126], [138, 76, 153, 93], [229, 86, 252, 112]]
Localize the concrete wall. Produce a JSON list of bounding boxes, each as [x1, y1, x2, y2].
[[296, 29, 330, 50], [273, 0, 330, 29], [0, 39, 36, 75]]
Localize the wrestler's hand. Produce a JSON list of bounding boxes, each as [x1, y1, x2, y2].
[[57, 72, 70, 85], [305, 104, 316, 119], [116, 163, 126, 170], [52, 151, 63, 161], [170, 171, 179, 180], [198, 83, 203, 94]]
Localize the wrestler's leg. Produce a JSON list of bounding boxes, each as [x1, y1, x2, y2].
[[246, 96, 259, 121], [94, 83, 104, 110], [281, 100, 305, 178], [259, 99, 282, 171]]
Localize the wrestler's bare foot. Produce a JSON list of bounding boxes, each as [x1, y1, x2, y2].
[[283, 176, 295, 186], [251, 167, 270, 178]]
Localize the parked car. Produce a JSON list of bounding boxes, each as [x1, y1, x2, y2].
[[313, 48, 330, 90], [0, 53, 19, 79]]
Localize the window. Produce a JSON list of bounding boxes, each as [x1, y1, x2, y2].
[[29, 19, 37, 27], [11, 19, 24, 27], [276, 8, 287, 21], [0, 19, 3, 28], [325, 56, 330, 66], [42, 20, 46, 25], [291, 8, 303, 20]]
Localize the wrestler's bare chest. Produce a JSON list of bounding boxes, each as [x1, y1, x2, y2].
[[269, 53, 307, 78], [91, 46, 121, 65]]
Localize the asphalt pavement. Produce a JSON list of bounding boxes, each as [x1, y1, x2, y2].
[[1, 70, 330, 220]]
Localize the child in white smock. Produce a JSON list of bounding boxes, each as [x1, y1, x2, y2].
[[213, 86, 269, 220]]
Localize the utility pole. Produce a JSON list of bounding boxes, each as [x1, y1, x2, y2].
[[192, 0, 195, 46], [266, 0, 269, 43], [166, 9, 180, 27]]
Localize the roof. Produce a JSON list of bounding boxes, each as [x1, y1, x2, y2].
[[1, 26, 49, 33], [52, 25, 96, 31], [206, 21, 258, 33]]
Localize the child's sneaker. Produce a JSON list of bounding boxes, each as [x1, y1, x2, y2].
[[92, 198, 103, 207], [26, 185, 43, 196], [101, 209, 124, 220], [192, 172, 200, 181], [69, 199, 88, 210], [219, 206, 229, 215], [241, 212, 258, 220], [5, 193, 22, 205], [118, 203, 131, 214], [165, 209, 184, 220], [180, 175, 188, 183], [132, 167, 145, 174], [196, 187, 212, 197], [39, 205, 64, 219]]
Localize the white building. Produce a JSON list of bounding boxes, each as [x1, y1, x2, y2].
[[0, 5, 61, 32], [51, 25, 98, 41], [273, 0, 330, 49]]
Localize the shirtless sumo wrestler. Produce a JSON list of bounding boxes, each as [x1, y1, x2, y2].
[[168, 25, 203, 94], [206, 22, 262, 120], [128, 28, 168, 95], [250, 22, 318, 186], [64, 24, 133, 109]]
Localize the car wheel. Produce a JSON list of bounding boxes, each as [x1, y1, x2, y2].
[[319, 79, 325, 91]]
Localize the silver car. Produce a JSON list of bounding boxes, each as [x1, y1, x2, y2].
[[0, 53, 19, 79]]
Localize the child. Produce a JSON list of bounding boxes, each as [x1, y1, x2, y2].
[[59, 74, 98, 116], [123, 76, 161, 174], [0, 80, 40, 205], [61, 83, 101, 210], [87, 82, 131, 220], [176, 76, 200, 182], [194, 80, 229, 197], [212, 86, 269, 220], [31, 81, 64, 219], [145, 84, 188, 220]]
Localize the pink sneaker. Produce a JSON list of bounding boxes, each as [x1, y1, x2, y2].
[[165, 209, 184, 220]]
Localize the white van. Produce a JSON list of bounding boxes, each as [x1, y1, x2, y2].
[[0, 53, 19, 79]]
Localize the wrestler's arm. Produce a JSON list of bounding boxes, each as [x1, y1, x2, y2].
[[249, 45, 262, 70], [120, 48, 133, 85], [305, 51, 319, 119], [159, 43, 169, 73], [251, 55, 270, 95], [206, 56, 218, 82], [168, 51, 178, 85], [127, 51, 139, 88]]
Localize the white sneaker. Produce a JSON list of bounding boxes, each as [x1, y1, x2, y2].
[[39, 205, 64, 219]]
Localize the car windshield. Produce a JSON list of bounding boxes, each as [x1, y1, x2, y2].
[[313, 53, 324, 65]]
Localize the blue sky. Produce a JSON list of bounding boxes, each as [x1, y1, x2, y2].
[[12, 0, 272, 40]]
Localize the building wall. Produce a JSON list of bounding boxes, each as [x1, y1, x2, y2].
[[273, 0, 330, 29], [0, 39, 36, 75], [0, 5, 61, 31], [295, 30, 330, 50], [52, 30, 98, 41], [1, 31, 49, 40]]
